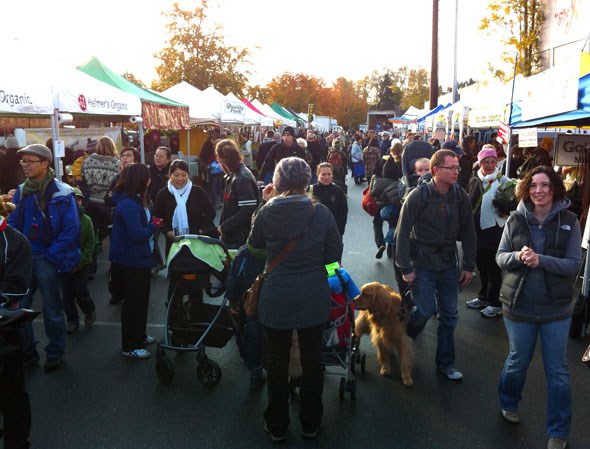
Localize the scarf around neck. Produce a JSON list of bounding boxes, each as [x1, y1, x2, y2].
[[21, 168, 55, 210], [477, 168, 506, 230], [167, 179, 192, 236]]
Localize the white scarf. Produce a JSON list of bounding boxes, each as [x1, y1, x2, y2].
[[477, 168, 506, 230], [167, 179, 192, 236]]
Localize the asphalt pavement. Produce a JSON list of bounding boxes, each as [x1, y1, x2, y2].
[[23, 174, 590, 449]]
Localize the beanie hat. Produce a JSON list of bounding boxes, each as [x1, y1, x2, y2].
[[282, 126, 295, 137], [477, 146, 498, 163], [332, 139, 343, 150], [441, 140, 465, 156], [4, 136, 20, 150], [273, 157, 311, 193]]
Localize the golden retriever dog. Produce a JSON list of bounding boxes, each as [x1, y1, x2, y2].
[[354, 282, 413, 386]]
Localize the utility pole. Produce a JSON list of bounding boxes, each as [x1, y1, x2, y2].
[[429, 0, 439, 110], [452, 0, 459, 104]]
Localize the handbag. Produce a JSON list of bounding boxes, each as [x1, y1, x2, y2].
[[243, 205, 316, 317], [361, 185, 379, 216]]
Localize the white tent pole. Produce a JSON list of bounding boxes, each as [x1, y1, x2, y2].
[[51, 108, 62, 180]]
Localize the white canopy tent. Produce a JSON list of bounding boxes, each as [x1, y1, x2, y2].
[[161, 81, 219, 126]]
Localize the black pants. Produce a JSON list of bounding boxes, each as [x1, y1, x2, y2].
[[263, 324, 324, 435], [61, 266, 95, 324], [475, 247, 502, 307], [109, 263, 125, 303], [0, 330, 31, 449], [373, 213, 384, 248], [113, 263, 151, 352]]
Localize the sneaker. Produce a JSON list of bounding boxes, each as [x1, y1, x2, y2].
[[547, 437, 568, 449], [481, 306, 502, 318], [250, 370, 265, 391], [466, 298, 489, 309], [122, 349, 151, 359], [301, 418, 325, 439], [44, 357, 63, 372], [84, 310, 96, 327], [375, 245, 386, 259], [438, 366, 463, 381], [23, 352, 40, 367], [143, 335, 157, 345], [501, 408, 521, 424], [264, 422, 287, 443], [66, 321, 79, 334]]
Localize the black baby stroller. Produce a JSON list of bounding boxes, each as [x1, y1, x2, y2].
[[155, 235, 239, 388], [322, 267, 364, 401]]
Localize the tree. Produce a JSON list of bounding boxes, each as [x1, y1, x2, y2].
[[401, 67, 430, 110], [152, 0, 251, 95], [363, 68, 407, 114], [122, 72, 146, 88], [264, 73, 327, 113], [480, 0, 545, 80], [329, 78, 368, 129]]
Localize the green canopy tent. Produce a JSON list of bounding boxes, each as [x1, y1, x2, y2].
[[271, 102, 304, 125], [77, 57, 189, 130]]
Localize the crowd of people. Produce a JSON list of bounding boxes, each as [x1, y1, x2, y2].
[[0, 125, 585, 449]]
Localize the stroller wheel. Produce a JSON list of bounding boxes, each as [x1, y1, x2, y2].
[[339, 377, 345, 400], [349, 378, 357, 401], [360, 353, 366, 374], [197, 360, 222, 387], [156, 355, 175, 386]]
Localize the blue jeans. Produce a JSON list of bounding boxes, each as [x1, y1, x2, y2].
[[498, 317, 572, 439], [20, 255, 67, 360], [406, 266, 458, 369]]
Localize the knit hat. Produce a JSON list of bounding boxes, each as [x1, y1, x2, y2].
[[273, 157, 311, 193], [4, 136, 20, 150], [17, 144, 53, 162], [282, 126, 295, 137], [442, 140, 465, 156], [72, 187, 84, 198], [332, 139, 343, 150], [477, 146, 498, 163]]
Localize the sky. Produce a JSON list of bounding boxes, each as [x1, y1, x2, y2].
[[3, 0, 498, 95]]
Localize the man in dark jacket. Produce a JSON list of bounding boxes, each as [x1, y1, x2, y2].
[[396, 149, 476, 381], [258, 126, 307, 183], [0, 194, 33, 449], [0, 137, 25, 194], [8, 144, 80, 372], [256, 130, 277, 183], [149, 146, 171, 275]]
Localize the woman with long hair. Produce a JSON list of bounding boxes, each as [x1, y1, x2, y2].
[[109, 163, 157, 359], [496, 166, 581, 449]]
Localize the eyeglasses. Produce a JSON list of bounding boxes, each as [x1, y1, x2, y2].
[[20, 159, 44, 166], [437, 165, 461, 172]]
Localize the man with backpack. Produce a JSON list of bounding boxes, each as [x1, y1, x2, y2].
[[8, 144, 80, 372], [327, 139, 348, 186], [395, 149, 476, 381]]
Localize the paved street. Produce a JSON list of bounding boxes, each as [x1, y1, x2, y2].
[[24, 176, 590, 449]]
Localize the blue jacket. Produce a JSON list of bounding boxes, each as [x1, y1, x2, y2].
[[109, 192, 156, 269], [8, 179, 80, 273]]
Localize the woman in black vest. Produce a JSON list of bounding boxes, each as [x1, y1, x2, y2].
[[495, 166, 581, 449]]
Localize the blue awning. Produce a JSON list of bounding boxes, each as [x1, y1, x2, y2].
[[417, 103, 452, 123], [509, 73, 590, 128]]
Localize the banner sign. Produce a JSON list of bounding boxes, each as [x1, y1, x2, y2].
[[518, 128, 538, 148], [220, 100, 246, 123], [0, 83, 54, 115], [308, 104, 314, 125], [498, 121, 511, 144], [24, 127, 123, 153], [555, 134, 590, 166]]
